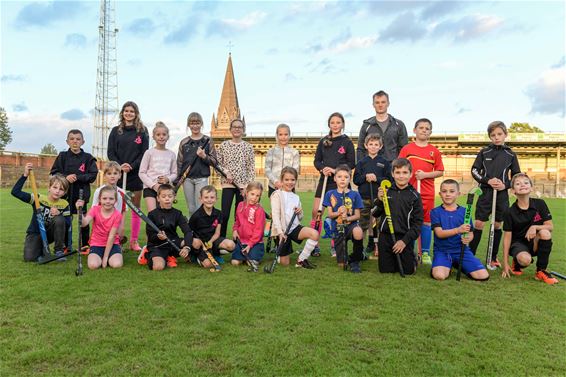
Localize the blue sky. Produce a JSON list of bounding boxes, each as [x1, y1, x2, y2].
[[1, 0, 564, 155]]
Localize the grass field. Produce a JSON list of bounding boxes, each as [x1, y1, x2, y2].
[[1, 188, 565, 376]]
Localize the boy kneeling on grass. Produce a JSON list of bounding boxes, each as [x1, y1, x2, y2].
[[12, 163, 71, 262], [501, 173, 558, 285], [138, 184, 192, 270], [430, 180, 489, 281]]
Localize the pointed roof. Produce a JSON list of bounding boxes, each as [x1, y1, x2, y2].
[[217, 53, 239, 119]]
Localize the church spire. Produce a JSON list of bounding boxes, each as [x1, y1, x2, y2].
[[211, 53, 242, 137]]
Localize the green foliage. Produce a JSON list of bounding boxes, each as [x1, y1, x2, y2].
[[509, 122, 544, 133], [40, 143, 58, 155], [1, 189, 565, 376], [0, 107, 12, 150]]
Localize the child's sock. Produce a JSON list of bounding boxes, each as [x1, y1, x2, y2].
[[131, 211, 141, 241], [298, 239, 317, 262], [420, 224, 432, 254], [492, 229, 502, 260], [352, 238, 364, 262], [535, 239, 552, 271], [470, 229, 483, 255]]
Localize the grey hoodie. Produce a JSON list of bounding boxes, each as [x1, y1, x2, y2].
[[357, 114, 408, 163]]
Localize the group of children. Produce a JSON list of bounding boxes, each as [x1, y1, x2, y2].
[[11, 101, 559, 284]]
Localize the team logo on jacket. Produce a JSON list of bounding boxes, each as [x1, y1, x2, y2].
[[533, 212, 542, 222], [212, 219, 219, 227], [79, 163, 85, 172], [134, 136, 142, 144], [338, 146, 346, 154]]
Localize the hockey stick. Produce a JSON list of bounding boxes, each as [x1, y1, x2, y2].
[[235, 238, 259, 272], [29, 170, 52, 261], [174, 137, 210, 193], [196, 235, 221, 272], [37, 249, 78, 264], [123, 192, 183, 254], [75, 189, 84, 276], [264, 212, 298, 274], [265, 213, 276, 253], [457, 187, 482, 281], [550, 271, 566, 280], [381, 180, 405, 277], [416, 179, 422, 264], [369, 181, 379, 258], [486, 189, 498, 268], [339, 190, 349, 271], [312, 175, 328, 234], [122, 171, 127, 192], [205, 152, 241, 191]]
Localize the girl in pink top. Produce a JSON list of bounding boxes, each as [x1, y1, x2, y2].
[[139, 121, 177, 212], [77, 186, 123, 269], [231, 182, 266, 268]]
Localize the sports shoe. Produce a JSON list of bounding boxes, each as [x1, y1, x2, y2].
[[350, 261, 361, 273], [535, 270, 559, 285], [137, 246, 148, 265], [166, 256, 178, 268], [311, 246, 321, 257], [331, 247, 336, 258], [130, 240, 142, 252], [54, 250, 67, 262], [511, 260, 523, 276], [295, 259, 315, 269], [421, 252, 432, 265], [247, 260, 259, 272], [488, 259, 501, 270], [215, 256, 225, 264], [80, 245, 90, 255]]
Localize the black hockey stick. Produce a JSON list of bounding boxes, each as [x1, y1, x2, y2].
[[381, 180, 405, 277], [75, 189, 84, 276], [550, 271, 566, 280], [235, 238, 259, 272], [486, 189, 498, 268], [369, 181, 379, 259], [264, 212, 298, 274], [457, 187, 482, 281], [174, 137, 210, 193], [123, 192, 182, 254], [206, 152, 242, 191], [37, 249, 78, 265]]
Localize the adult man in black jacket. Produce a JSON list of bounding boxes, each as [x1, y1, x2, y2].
[[357, 90, 408, 162]]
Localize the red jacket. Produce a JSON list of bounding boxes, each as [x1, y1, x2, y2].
[[233, 202, 266, 249]]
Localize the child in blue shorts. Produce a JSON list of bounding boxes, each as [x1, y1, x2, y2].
[[430, 179, 489, 281]]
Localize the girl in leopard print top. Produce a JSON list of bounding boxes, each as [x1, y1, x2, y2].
[[216, 119, 255, 236]]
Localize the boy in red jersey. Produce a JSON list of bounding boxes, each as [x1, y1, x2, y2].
[[398, 118, 444, 264]]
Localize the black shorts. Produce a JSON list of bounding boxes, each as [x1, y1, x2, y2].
[[148, 239, 182, 260], [279, 225, 304, 257], [118, 174, 143, 192], [510, 240, 536, 258], [143, 188, 157, 198], [315, 176, 338, 198], [377, 232, 416, 275], [190, 236, 227, 262], [475, 189, 509, 222]]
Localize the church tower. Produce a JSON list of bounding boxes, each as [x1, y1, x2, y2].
[[211, 53, 244, 137]]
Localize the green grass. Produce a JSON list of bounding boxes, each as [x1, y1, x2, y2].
[[1, 188, 565, 376]]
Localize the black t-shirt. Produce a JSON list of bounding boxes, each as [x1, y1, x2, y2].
[[188, 205, 222, 242], [503, 198, 551, 243]]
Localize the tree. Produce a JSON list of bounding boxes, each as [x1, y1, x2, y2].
[[40, 143, 58, 155], [509, 122, 544, 133], [0, 107, 12, 151]]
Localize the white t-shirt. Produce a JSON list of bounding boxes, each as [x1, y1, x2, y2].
[[281, 191, 301, 231]]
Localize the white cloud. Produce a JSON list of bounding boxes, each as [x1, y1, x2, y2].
[[221, 11, 267, 31], [525, 66, 565, 117], [329, 36, 377, 53]]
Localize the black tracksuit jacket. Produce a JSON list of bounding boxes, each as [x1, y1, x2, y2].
[[107, 125, 150, 175], [50, 148, 98, 204], [313, 134, 356, 174], [471, 144, 521, 190], [353, 155, 391, 200], [372, 182, 423, 246], [146, 207, 193, 248]]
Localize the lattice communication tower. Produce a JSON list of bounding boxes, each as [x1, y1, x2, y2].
[[92, 0, 119, 160]]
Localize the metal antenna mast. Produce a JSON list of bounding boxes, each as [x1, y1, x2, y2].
[[92, 0, 119, 160]]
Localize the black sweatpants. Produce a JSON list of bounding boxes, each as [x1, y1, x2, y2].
[[220, 187, 243, 237], [23, 215, 67, 261], [378, 231, 417, 275]]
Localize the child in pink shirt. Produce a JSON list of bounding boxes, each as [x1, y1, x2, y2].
[[231, 182, 267, 269], [77, 186, 123, 269]]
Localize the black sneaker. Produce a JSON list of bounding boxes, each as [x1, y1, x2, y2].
[[247, 260, 259, 273], [311, 246, 321, 257], [295, 259, 315, 269], [350, 261, 361, 273]]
